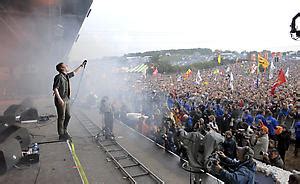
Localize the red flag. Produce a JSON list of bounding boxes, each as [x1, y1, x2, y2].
[[153, 67, 158, 76], [270, 69, 286, 95]]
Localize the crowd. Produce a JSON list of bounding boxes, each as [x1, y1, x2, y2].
[[112, 59, 300, 175]]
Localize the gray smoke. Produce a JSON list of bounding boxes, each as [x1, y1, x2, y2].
[[0, 0, 92, 98]]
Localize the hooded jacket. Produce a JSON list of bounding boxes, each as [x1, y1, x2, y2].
[[219, 158, 256, 184]]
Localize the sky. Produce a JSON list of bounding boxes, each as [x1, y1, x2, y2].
[[69, 0, 300, 60]]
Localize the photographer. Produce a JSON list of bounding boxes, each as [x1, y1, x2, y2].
[[99, 96, 114, 139], [253, 125, 269, 160], [262, 148, 284, 169], [214, 146, 256, 184], [221, 130, 237, 159]]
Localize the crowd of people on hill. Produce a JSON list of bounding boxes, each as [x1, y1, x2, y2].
[[110, 59, 300, 175]]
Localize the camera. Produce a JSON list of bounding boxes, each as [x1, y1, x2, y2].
[[260, 151, 268, 156], [205, 152, 220, 172]]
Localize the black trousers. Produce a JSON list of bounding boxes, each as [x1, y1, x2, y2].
[[55, 99, 71, 136], [295, 140, 300, 156], [104, 112, 113, 134]]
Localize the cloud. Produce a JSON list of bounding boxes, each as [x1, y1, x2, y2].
[[69, 0, 300, 60]]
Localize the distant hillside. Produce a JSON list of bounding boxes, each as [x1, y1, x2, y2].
[[124, 48, 213, 57]]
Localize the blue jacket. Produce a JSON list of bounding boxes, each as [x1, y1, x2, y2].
[[219, 159, 256, 184], [243, 114, 254, 126], [266, 116, 279, 136], [255, 114, 266, 125], [215, 105, 224, 118], [185, 116, 193, 131], [278, 108, 290, 118], [184, 103, 192, 112]]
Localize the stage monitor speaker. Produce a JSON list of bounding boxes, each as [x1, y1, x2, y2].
[[3, 104, 22, 117], [0, 125, 31, 151], [0, 137, 22, 175], [20, 108, 38, 121], [0, 116, 16, 126]]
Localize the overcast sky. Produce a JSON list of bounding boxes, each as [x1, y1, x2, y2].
[[69, 0, 300, 60]]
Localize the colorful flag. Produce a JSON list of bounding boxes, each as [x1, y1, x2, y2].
[[195, 70, 202, 84], [255, 76, 260, 88], [229, 72, 234, 90], [285, 67, 289, 79], [177, 75, 182, 82], [226, 67, 230, 73], [218, 55, 221, 65], [269, 60, 275, 79], [270, 69, 287, 95], [183, 69, 192, 79], [258, 54, 269, 68], [153, 67, 158, 76]]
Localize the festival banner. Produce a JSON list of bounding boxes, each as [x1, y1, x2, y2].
[[195, 70, 202, 84], [258, 54, 269, 69], [183, 69, 192, 80], [218, 55, 221, 65], [270, 69, 286, 95]]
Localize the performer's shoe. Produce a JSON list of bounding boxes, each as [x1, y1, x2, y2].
[[59, 135, 67, 141], [64, 132, 72, 140], [65, 132, 72, 138]]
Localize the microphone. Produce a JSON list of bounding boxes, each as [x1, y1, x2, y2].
[[82, 60, 87, 68]]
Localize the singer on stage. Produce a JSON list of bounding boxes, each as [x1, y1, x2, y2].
[[53, 61, 87, 141]]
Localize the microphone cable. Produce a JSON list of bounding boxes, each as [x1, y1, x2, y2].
[[71, 62, 87, 106]]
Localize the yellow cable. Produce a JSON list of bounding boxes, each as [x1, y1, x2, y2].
[[67, 140, 89, 184]]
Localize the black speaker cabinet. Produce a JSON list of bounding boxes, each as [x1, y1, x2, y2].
[[20, 108, 38, 121], [0, 137, 22, 175], [0, 124, 31, 150], [0, 116, 16, 126]]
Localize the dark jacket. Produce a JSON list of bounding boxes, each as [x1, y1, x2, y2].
[[53, 72, 74, 102], [222, 138, 237, 159], [219, 158, 256, 184], [269, 156, 284, 168], [296, 121, 300, 140], [277, 130, 291, 151]]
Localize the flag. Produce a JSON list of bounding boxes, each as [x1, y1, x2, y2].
[[177, 75, 182, 82], [218, 55, 221, 65], [269, 60, 275, 79], [226, 67, 230, 73], [285, 67, 289, 78], [258, 54, 269, 68], [153, 67, 158, 76], [270, 69, 287, 95], [195, 70, 202, 84], [142, 68, 147, 78], [255, 76, 260, 88], [183, 69, 192, 80], [229, 72, 234, 90]]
